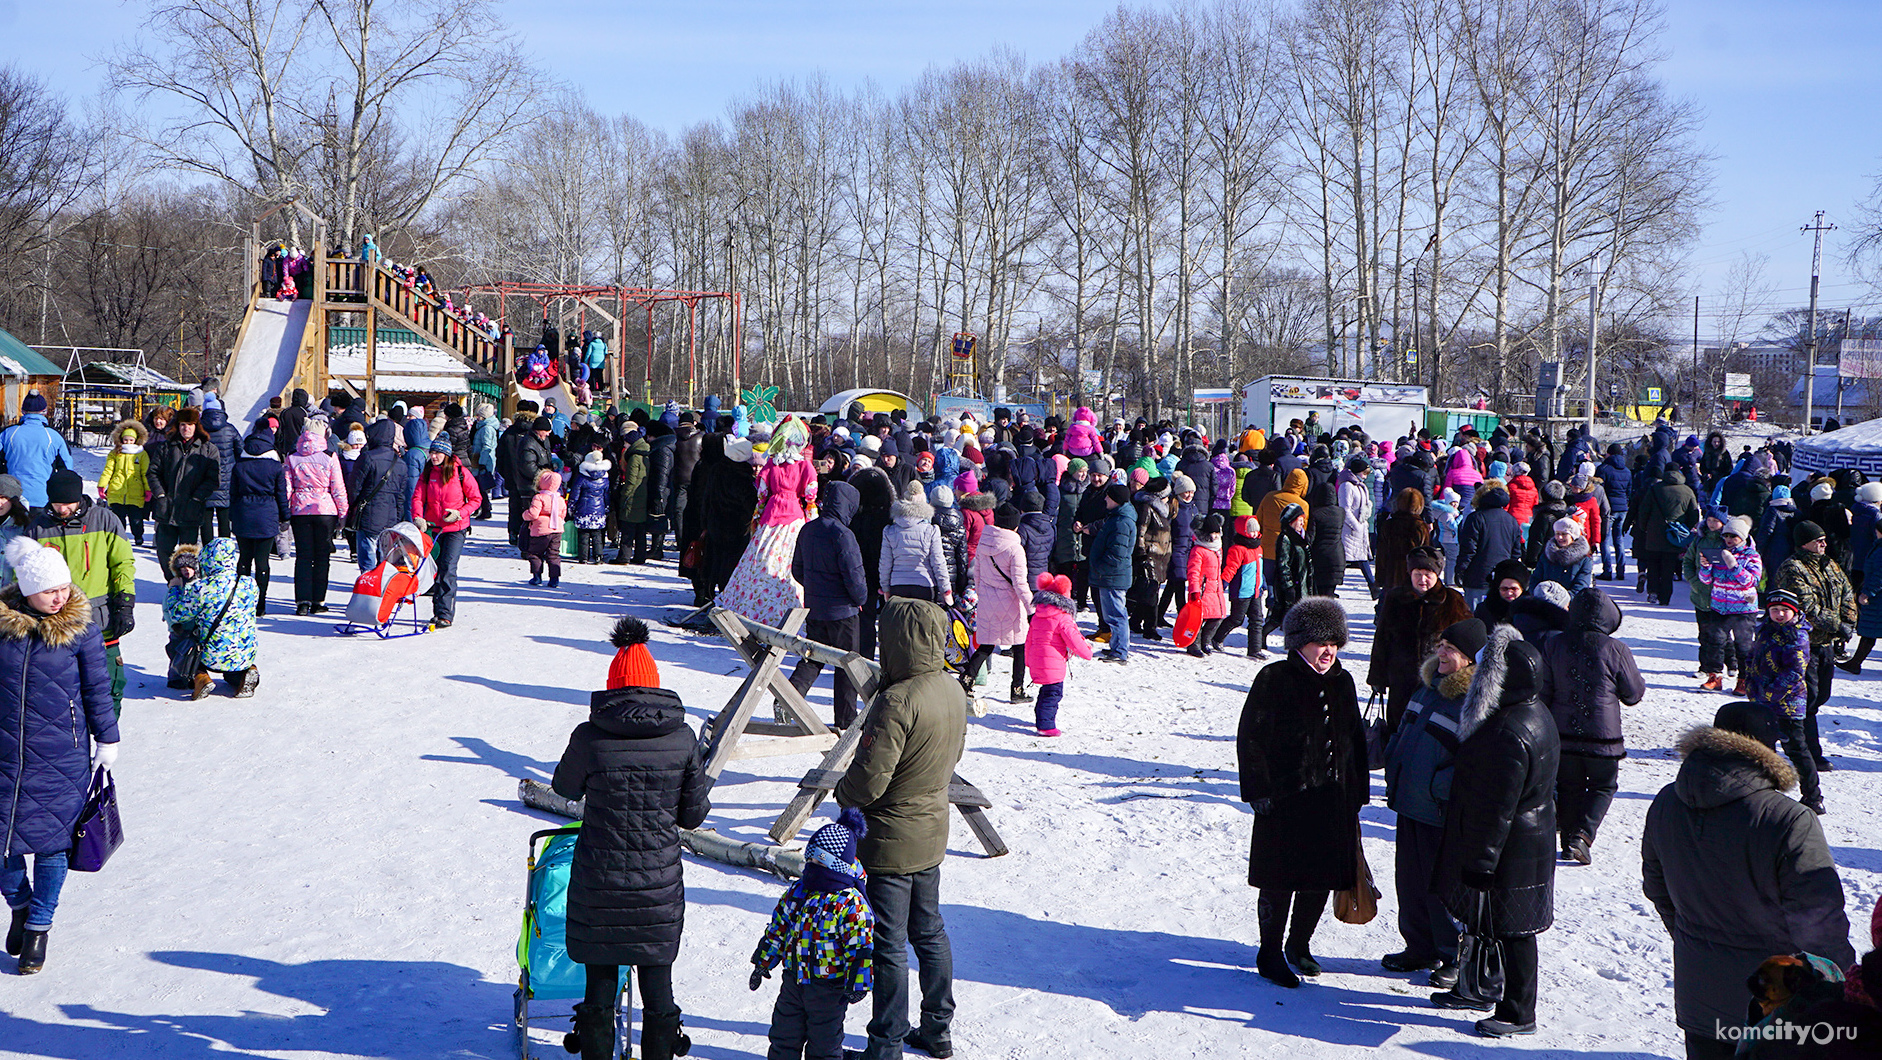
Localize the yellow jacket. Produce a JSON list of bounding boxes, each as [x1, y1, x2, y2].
[[99, 420, 150, 507]]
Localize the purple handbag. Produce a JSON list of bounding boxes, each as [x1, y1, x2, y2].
[[70, 767, 123, 873]]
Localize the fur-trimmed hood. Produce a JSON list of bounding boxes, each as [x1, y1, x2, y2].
[[1457, 624, 1542, 741], [1420, 652, 1475, 699], [891, 494, 935, 525], [0, 584, 94, 647], [111, 419, 149, 448], [960, 491, 996, 512], [1674, 724, 1797, 808], [1032, 589, 1075, 614]]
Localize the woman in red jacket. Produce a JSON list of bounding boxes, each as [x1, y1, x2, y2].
[[410, 437, 482, 628]]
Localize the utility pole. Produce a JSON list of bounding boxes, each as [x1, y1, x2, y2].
[[1802, 211, 1836, 434], [1839, 307, 1853, 424], [1692, 295, 1700, 428]]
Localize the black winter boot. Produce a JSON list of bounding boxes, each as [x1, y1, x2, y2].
[[1255, 891, 1299, 988], [234, 668, 260, 698], [1284, 890, 1329, 977], [564, 1000, 616, 1060], [5, 905, 25, 956], [640, 1008, 692, 1060], [17, 929, 46, 974]]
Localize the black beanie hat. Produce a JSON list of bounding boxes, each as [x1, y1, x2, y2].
[[994, 504, 1022, 530], [1105, 482, 1131, 505], [1199, 512, 1225, 537], [46, 469, 84, 505], [1440, 617, 1488, 659], [1713, 701, 1782, 749], [1793, 520, 1825, 546], [1490, 558, 1529, 590]]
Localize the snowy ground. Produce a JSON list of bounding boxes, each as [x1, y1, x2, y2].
[[5, 447, 1879, 1060]]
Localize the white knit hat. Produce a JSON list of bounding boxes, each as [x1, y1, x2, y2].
[[1553, 517, 1583, 538], [1724, 515, 1753, 540], [6, 537, 71, 597]]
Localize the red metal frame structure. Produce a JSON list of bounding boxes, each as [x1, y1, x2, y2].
[[454, 280, 740, 408]]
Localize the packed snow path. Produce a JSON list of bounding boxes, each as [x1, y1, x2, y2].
[[4, 454, 1878, 1058]]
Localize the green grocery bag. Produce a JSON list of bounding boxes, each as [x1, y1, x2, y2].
[[560, 520, 579, 558]]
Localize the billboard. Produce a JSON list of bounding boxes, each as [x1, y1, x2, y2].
[[1842, 339, 1882, 379]]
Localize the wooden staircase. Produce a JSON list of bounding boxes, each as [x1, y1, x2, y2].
[[319, 258, 508, 406]]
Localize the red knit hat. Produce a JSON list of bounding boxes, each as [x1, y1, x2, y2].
[[607, 616, 659, 689]]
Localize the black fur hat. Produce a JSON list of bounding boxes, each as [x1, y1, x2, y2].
[[1282, 596, 1348, 652]]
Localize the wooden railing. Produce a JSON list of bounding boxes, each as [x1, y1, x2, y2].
[[324, 258, 508, 377]]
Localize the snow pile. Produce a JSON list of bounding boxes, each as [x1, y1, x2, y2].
[[4, 446, 1877, 1058]]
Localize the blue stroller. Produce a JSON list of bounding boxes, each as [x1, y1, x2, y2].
[[513, 826, 628, 1059]]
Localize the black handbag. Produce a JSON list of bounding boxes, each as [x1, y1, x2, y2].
[[1361, 689, 1388, 770], [1453, 888, 1506, 1006], [168, 582, 237, 685]]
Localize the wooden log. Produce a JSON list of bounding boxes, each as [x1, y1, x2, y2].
[[518, 780, 807, 879]]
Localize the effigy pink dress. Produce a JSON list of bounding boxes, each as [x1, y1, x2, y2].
[[715, 453, 818, 628]]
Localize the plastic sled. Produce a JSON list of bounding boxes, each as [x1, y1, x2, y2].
[[517, 350, 562, 391], [513, 825, 630, 1059], [1172, 601, 1203, 647], [336, 522, 437, 637]]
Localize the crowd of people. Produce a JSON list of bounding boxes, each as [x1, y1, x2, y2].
[[2, 378, 1879, 1059], [511, 401, 1877, 1057]]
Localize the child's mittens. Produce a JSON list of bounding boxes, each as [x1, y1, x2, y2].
[[749, 964, 769, 991], [844, 987, 869, 1005]]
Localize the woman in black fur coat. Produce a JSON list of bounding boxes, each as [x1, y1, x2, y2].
[[1237, 596, 1370, 989]]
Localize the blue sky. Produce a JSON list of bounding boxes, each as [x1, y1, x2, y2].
[[5, 0, 1880, 330]]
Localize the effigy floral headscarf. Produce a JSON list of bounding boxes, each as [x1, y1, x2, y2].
[[767, 415, 810, 464]]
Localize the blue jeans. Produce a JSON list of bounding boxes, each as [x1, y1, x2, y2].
[[1463, 587, 1485, 610], [431, 529, 466, 622], [1603, 513, 1629, 576], [357, 532, 380, 571], [1094, 587, 1131, 659], [3, 850, 70, 931]]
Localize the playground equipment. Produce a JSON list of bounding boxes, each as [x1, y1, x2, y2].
[[222, 200, 741, 427]]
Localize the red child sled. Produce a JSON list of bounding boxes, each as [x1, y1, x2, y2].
[[336, 523, 437, 638]]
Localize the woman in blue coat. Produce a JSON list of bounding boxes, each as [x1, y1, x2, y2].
[[0, 537, 119, 974], [230, 431, 291, 615]]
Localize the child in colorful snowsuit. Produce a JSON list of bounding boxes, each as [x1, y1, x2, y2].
[[523, 469, 566, 587], [1746, 589, 1823, 813], [750, 808, 875, 1060], [1024, 572, 1092, 736], [1215, 515, 1267, 658], [1185, 513, 1229, 657]]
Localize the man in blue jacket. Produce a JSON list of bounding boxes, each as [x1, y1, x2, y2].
[[788, 480, 869, 728], [0, 392, 72, 508], [1085, 481, 1138, 664]]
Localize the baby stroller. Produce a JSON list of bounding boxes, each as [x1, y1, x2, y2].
[[335, 522, 436, 637], [514, 825, 630, 1059]]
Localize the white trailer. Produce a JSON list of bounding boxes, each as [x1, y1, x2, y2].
[[1241, 375, 1429, 442]]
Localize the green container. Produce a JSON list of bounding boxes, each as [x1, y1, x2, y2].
[[1425, 408, 1500, 439]]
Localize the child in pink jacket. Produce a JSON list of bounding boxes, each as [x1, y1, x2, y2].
[[522, 469, 566, 587], [1024, 572, 1093, 736]]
